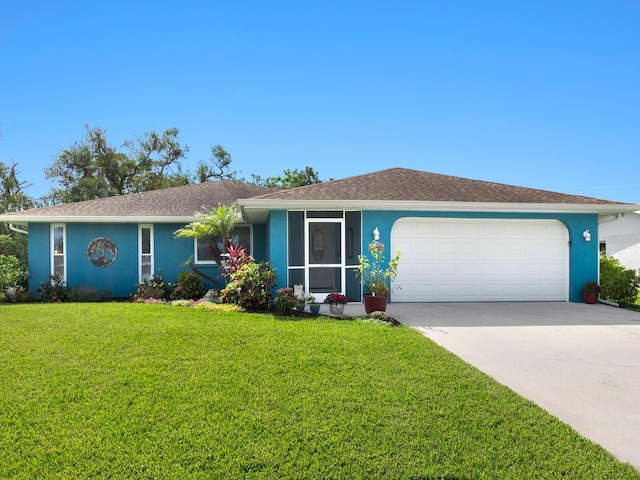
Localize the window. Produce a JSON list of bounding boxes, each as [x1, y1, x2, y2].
[[139, 225, 154, 282], [51, 224, 66, 282], [195, 226, 252, 264]]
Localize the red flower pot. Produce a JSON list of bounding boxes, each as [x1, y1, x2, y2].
[[583, 291, 598, 304], [364, 294, 388, 313]]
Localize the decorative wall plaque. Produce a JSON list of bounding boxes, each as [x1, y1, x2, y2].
[[87, 237, 117, 267]]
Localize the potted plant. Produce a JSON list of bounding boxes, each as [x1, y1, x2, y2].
[[305, 293, 321, 314], [355, 248, 401, 313], [295, 296, 306, 311], [324, 292, 347, 315], [583, 281, 601, 304]]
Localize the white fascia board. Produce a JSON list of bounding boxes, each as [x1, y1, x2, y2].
[[0, 215, 200, 224], [239, 199, 640, 214]]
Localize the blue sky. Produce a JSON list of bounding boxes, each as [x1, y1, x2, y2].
[[1, 1, 639, 202]]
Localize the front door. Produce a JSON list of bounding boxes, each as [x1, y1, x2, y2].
[[307, 219, 344, 295]]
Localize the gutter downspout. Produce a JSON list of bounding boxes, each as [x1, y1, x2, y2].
[[8, 224, 28, 235], [598, 213, 623, 226]]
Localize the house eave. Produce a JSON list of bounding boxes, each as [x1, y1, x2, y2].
[[0, 215, 201, 224], [2, 201, 638, 225], [238, 199, 640, 219]]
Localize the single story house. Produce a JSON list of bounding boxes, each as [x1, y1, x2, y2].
[[599, 211, 640, 273], [2, 168, 638, 303]]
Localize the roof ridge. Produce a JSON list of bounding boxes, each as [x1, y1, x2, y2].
[[250, 167, 412, 199]]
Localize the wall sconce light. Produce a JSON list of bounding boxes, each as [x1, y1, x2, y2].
[[369, 227, 384, 252], [583, 229, 591, 242]]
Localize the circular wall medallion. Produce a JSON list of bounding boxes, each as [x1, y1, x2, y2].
[[87, 237, 118, 267]]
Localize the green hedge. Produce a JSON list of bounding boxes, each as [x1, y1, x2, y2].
[[600, 256, 639, 305]]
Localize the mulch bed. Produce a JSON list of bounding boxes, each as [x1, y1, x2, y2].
[[269, 308, 401, 326]]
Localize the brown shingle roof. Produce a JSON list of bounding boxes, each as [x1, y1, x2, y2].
[[251, 168, 622, 204], [2, 169, 634, 224], [2, 180, 274, 219]]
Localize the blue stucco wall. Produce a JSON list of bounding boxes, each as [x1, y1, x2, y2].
[[26, 211, 597, 302], [155, 223, 197, 289], [67, 223, 138, 297], [361, 210, 599, 303], [264, 210, 599, 303], [26, 221, 269, 298], [267, 210, 288, 288], [27, 223, 51, 292]]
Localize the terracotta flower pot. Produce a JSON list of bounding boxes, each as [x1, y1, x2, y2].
[[583, 291, 598, 304], [364, 294, 388, 313]]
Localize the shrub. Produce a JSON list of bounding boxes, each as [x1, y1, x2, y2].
[[274, 287, 299, 311], [68, 285, 111, 302], [0, 254, 29, 294], [170, 271, 204, 300], [36, 274, 69, 302], [34, 275, 110, 303], [220, 261, 277, 311], [600, 256, 640, 305], [12, 290, 37, 303], [133, 273, 173, 302]]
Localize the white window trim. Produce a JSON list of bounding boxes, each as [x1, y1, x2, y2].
[[50, 223, 67, 283], [139, 224, 154, 283], [194, 225, 253, 265]]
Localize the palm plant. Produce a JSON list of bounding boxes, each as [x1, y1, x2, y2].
[[174, 203, 241, 287]]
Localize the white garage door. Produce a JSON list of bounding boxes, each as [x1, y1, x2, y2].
[[391, 218, 568, 302]]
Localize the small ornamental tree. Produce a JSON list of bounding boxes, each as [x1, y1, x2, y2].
[[355, 248, 401, 296]]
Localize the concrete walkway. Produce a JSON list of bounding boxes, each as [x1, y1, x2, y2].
[[348, 302, 640, 470]]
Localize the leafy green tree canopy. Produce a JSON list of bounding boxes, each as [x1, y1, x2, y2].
[[196, 144, 239, 182], [251, 166, 323, 188], [0, 159, 34, 260], [0, 160, 34, 214], [43, 124, 190, 204]]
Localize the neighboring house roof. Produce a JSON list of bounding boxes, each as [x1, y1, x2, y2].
[[1, 168, 638, 224], [0, 180, 274, 223]]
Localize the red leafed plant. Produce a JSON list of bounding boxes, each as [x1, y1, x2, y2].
[[221, 243, 253, 279]]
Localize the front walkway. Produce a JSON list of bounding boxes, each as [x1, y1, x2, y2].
[[347, 302, 640, 470]]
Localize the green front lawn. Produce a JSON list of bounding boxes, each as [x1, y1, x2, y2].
[[1, 303, 638, 479]]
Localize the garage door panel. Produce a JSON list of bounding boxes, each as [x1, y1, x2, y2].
[[391, 218, 568, 302]]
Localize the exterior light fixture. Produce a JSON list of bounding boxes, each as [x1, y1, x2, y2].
[[369, 227, 384, 252], [583, 230, 591, 242]]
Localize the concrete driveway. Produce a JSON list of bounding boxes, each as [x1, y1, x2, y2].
[[386, 302, 640, 470]]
